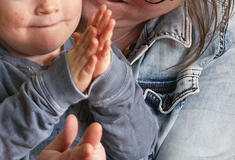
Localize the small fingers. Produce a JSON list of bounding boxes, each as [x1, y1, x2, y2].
[[73, 32, 81, 45], [70, 37, 98, 92], [97, 9, 112, 35], [82, 55, 98, 76], [92, 4, 107, 27], [76, 55, 97, 92], [99, 19, 116, 50], [87, 13, 96, 26], [81, 37, 99, 63], [76, 26, 97, 51], [99, 40, 111, 58]]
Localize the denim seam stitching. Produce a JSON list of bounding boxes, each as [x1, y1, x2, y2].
[[90, 65, 130, 105], [37, 73, 64, 115]]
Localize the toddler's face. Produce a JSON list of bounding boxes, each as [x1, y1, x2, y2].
[[0, 0, 81, 56]]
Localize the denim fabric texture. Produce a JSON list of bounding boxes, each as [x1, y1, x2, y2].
[[0, 1, 235, 160], [130, 2, 235, 160]]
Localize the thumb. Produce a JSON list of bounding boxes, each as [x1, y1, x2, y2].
[[79, 122, 103, 147], [45, 114, 78, 152], [73, 32, 81, 45], [67, 123, 103, 159]]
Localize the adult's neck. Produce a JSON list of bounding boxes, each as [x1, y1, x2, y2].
[[112, 23, 145, 52], [77, 19, 145, 52]]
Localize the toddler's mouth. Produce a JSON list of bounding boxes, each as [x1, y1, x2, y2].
[[29, 22, 60, 28]]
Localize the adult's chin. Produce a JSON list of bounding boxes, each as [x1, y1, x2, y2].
[[81, 0, 133, 29], [82, 0, 128, 19], [79, 0, 100, 32]]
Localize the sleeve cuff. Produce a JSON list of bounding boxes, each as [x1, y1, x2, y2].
[[38, 52, 87, 114], [87, 48, 130, 105]]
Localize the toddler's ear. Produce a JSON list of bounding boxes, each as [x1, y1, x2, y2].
[[73, 32, 81, 45]]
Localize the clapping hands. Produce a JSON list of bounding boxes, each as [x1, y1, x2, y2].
[[67, 5, 115, 92]]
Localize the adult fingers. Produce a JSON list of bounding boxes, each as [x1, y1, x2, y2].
[[79, 122, 103, 147], [44, 114, 78, 152]]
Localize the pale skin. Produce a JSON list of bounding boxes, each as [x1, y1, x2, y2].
[[78, 0, 184, 51], [38, 114, 106, 160], [67, 5, 116, 92], [0, 0, 113, 158], [38, 6, 114, 160], [0, 0, 182, 159]]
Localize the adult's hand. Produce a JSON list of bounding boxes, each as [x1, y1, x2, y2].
[[38, 114, 106, 160]]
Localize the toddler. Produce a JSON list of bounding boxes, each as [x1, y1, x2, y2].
[[0, 0, 157, 159]]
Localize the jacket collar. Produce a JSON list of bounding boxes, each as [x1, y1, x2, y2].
[[144, 1, 192, 48], [129, 2, 192, 65]]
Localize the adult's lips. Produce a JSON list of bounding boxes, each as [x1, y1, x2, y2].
[[108, 0, 127, 3], [109, 0, 122, 2]]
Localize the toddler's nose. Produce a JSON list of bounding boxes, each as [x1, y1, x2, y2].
[[35, 0, 59, 15]]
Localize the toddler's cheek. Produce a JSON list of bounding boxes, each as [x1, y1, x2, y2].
[[12, 11, 26, 27], [0, 13, 26, 30]]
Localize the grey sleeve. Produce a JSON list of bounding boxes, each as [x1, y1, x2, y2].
[[87, 49, 158, 160], [0, 53, 86, 160]]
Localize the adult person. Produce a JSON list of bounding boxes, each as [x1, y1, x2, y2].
[[76, 0, 235, 159], [1, 0, 234, 159]]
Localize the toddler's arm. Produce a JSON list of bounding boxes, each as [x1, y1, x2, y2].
[[0, 51, 87, 160], [0, 6, 113, 160], [86, 46, 158, 159], [74, 5, 158, 159]]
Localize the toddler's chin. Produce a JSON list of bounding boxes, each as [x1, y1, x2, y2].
[[35, 44, 63, 56], [32, 36, 65, 54]]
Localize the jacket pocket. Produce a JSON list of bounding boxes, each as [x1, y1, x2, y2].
[[140, 67, 202, 114]]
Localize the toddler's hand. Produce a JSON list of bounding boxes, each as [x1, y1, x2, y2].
[[67, 26, 99, 92], [88, 5, 116, 78], [66, 5, 115, 92]]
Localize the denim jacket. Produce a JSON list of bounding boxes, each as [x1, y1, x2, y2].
[[130, 2, 235, 160]]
